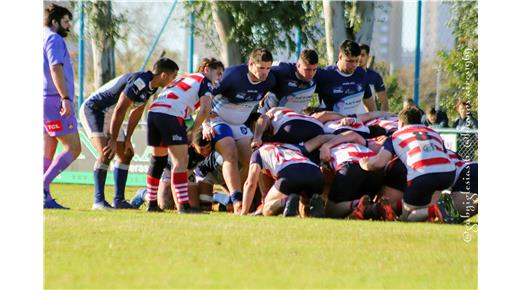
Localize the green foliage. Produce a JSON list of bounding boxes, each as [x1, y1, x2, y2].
[[185, 0, 324, 61], [81, 1, 127, 47], [439, 1, 478, 119], [385, 74, 406, 114]]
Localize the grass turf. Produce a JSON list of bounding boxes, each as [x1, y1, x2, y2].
[[45, 184, 477, 289]]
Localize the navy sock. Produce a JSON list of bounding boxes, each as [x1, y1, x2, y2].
[[114, 163, 129, 201], [93, 162, 109, 203], [230, 191, 243, 204]]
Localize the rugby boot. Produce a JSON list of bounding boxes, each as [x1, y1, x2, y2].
[[146, 200, 163, 212], [283, 194, 300, 217], [130, 188, 147, 209], [44, 197, 69, 210], [112, 199, 137, 209], [378, 197, 397, 221], [309, 194, 325, 218], [178, 203, 207, 214], [92, 200, 113, 211], [348, 195, 372, 220]]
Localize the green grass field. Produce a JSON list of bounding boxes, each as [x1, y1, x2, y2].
[[45, 184, 477, 289]]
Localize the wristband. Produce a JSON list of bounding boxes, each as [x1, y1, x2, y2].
[[61, 96, 71, 101]]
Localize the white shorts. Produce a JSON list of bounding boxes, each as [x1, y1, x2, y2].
[[209, 116, 252, 141], [79, 102, 125, 142]]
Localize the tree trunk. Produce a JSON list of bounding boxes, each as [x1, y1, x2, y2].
[[355, 1, 375, 46], [91, 0, 116, 88], [323, 0, 348, 65], [211, 1, 241, 66]]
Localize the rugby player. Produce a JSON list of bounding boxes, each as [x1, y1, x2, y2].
[[315, 40, 376, 115], [203, 48, 277, 213], [359, 44, 389, 111], [43, 4, 81, 209], [144, 58, 224, 213], [258, 49, 319, 114], [79, 58, 178, 210], [359, 107, 457, 223]]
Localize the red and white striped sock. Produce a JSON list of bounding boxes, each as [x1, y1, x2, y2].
[[146, 175, 160, 202], [172, 172, 189, 205]]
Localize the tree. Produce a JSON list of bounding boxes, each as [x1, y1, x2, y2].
[[439, 1, 478, 119], [323, 0, 348, 64]]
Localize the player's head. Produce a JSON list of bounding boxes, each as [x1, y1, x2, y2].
[[403, 98, 417, 110], [196, 57, 225, 85], [152, 58, 179, 87], [44, 4, 73, 38], [359, 44, 370, 68], [248, 48, 273, 82], [296, 49, 319, 82], [191, 129, 212, 157], [398, 107, 423, 126], [337, 40, 361, 74]]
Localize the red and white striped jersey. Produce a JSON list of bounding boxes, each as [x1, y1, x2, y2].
[[149, 73, 212, 119], [251, 143, 317, 178], [447, 149, 477, 186], [366, 116, 399, 133], [323, 118, 370, 134], [270, 108, 323, 135], [329, 142, 376, 171], [390, 125, 455, 181]]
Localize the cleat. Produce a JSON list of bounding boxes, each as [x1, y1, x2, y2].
[[309, 194, 325, 218], [439, 194, 461, 223], [283, 194, 300, 217], [130, 188, 147, 209], [349, 195, 372, 220], [178, 204, 207, 214], [44, 198, 69, 210], [146, 201, 163, 212], [112, 199, 137, 209], [379, 198, 396, 221], [433, 199, 459, 224], [92, 200, 113, 211]]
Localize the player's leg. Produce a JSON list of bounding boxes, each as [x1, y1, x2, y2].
[[236, 136, 253, 185], [214, 133, 242, 213], [43, 133, 57, 173], [89, 136, 113, 209], [157, 162, 175, 210], [168, 144, 190, 213], [262, 186, 287, 217], [111, 137, 135, 209]]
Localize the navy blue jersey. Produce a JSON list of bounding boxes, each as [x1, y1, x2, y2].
[[85, 71, 157, 111], [211, 64, 277, 124], [315, 65, 372, 115], [366, 68, 385, 94], [193, 151, 224, 178], [259, 62, 316, 113]]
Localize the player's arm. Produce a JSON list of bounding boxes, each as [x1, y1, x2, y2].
[[49, 64, 73, 117], [377, 90, 389, 111], [357, 111, 395, 123], [319, 131, 367, 162], [359, 148, 393, 171], [104, 94, 133, 158], [124, 102, 146, 154], [240, 163, 261, 215], [258, 92, 280, 114], [251, 114, 271, 149], [363, 96, 377, 112], [189, 95, 212, 136], [312, 110, 346, 123], [300, 134, 336, 153]]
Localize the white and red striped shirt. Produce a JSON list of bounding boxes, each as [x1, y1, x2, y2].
[[390, 125, 455, 181], [270, 108, 323, 135], [323, 118, 370, 134], [251, 143, 317, 179], [329, 142, 376, 171], [149, 73, 212, 119], [366, 116, 399, 133]]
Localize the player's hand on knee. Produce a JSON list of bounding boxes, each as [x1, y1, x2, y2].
[[124, 139, 134, 155], [103, 139, 117, 160], [202, 124, 215, 141]]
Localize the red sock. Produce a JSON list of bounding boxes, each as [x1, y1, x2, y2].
[[396, 199, 403, 215], [146, 176, 160, 202], [172, 172, 189, 205], [428, 204, 436, 218]]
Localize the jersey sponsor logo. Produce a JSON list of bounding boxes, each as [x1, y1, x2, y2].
[[46, 120, 63, 133], [333, 87, 343, 94], [288, 81, 298, 87], [240, 127, 248, 135], [172, 135, 183, 141], [133, 78, 146, 91]]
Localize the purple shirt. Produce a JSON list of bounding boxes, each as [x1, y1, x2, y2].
[[43, 27, 74, 98]]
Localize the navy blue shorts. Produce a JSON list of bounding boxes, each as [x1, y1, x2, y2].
[[404, 171, 456, 206], [273, 120, 324, 144], [384, 158, 407, 192], [328, 162, 384, 202], [147, 112, 187, 146], [274, 163, 324, 198], [452, 163, 478, 193]]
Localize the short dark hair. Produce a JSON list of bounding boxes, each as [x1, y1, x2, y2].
[[339, 40, 361, 57], [360, 44, 370, 55], [299, 49, 319, 65], [399, 107, 423, 125], [196, 57, 224, 73], [44, 3, 73, 27], [192, 129, 210, 147], [249, 48, 273, 64], [152, 58, 179, 74]]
